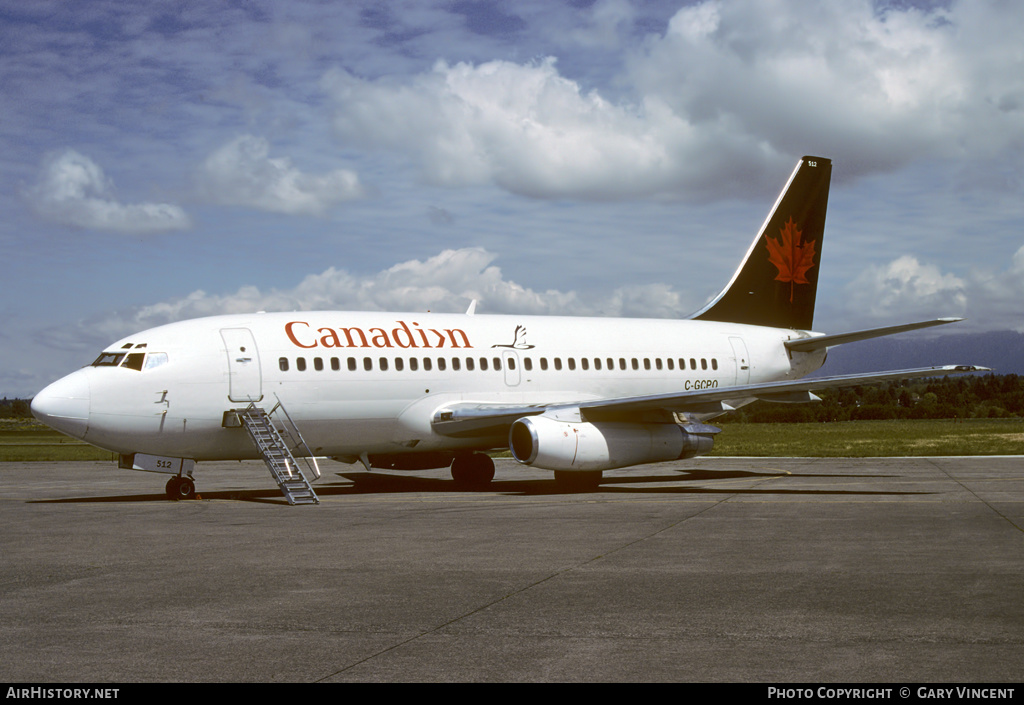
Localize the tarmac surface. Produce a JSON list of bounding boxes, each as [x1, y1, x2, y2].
[[1, 456, 1022, 683]]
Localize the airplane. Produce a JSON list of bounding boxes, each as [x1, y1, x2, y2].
[[31, 155, 984, 503]]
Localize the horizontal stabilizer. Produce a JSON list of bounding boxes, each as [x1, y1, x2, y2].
[[785, 318, 963, 353]]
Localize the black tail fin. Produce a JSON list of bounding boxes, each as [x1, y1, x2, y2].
[[692, 156, 832, 330]]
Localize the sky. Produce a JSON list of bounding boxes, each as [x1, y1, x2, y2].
[[2, 0, 1023, 397]]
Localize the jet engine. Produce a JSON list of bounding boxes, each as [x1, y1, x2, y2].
[[509, 415, 716, 472]]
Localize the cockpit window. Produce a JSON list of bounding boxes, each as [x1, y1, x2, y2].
[[122, 353, 146, 371], [91, 351, 168, 371], [144, 353, 168, 370], [92, 352, 125, 367]]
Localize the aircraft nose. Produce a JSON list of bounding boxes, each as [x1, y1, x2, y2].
[[31, 369, 91, 439]]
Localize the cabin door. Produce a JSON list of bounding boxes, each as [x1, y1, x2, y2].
[[221, 328, 263, 403], [729, 336, 750, 385]]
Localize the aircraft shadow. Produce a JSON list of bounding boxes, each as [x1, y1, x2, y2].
[[30, 488, 309, 505], [28, 468, 925, 504], [328, 470, 923, 498]]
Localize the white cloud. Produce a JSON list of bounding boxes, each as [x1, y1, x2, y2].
[[846, 255, 967, 321], [321, 1, 1024, 200], [324, 58, 688, 199], [631, 0, 1023, 174], [569, 0, 635, 49], [843, 246, 1024, 333], [38, 247, 696, 352], [967, 244, 1024, 332], [25, 150, 191, 233], [198, 135, 364, 214]]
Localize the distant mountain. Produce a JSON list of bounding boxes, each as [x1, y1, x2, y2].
[[812, 330, 1024, 377]]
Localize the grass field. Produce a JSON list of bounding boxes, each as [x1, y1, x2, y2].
[[0, 419, 117, 462], [711, 418, 1024, 457], [2, 417, 1021, 462]]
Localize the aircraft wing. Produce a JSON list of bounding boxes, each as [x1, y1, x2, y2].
[[431, 365, 987, 437]]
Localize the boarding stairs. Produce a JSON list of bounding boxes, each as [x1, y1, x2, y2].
[[239, 400, 320, 505]]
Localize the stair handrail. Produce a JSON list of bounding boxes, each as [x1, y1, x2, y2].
[[269, 395, 321, 481], [239, 403, 319, 505]]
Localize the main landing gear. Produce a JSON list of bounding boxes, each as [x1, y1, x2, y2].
[[554, 470, 603, 492], [165, 475, 196, 500], [450, 452, 495, 488]]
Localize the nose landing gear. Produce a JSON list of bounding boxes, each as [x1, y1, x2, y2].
[[165, 475, 196, 500]]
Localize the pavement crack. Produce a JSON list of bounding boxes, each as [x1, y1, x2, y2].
[[925, 458, 1024, 534]]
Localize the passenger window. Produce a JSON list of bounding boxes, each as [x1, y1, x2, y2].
[[581, 358, 588, 371], [619, 358, 626, 370], [363, 357, 372, 371], [568, 358, 576, 371], [667, 359, 674, 370], [410, 358, 419, 371], [437, 358, 447, 371], [314, 357, 324, 371], [331, 357, 340, 371], [554, 358, 562, 371], [479, 357, 488, 371], [348, 358, 357, 371], [493, 357, 501, 371], [701, 358, 707, 370], [466, 358, 475, 371], [690, 358, 697, 370], [279, 357, 289, 372], [594, 358, 601, 370], [297, 357, 307, 371], [643, 358, 651, 370], [711, 359, 718, 370], [395, 358, 404, 371], [631, 358, 639, 370], [423, 358, 432, 371], [540, 358, 548, 371], [508, 357, 516, 370], [524, 358, 533, 371], [379, 357, 389, 371]]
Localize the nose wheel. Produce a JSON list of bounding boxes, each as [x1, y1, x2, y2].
[[165, 475, 196, 500]]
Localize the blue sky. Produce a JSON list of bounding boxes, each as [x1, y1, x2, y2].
[[3, 0, 1023, 397]]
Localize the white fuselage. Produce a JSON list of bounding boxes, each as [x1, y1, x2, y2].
[[32, 311, 825, 461]]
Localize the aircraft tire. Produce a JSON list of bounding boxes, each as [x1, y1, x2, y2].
[[451, 453, 495, 488], [165, 476, 181, 499], [166, 476, 196, 500], [554, 470, 602, 492]]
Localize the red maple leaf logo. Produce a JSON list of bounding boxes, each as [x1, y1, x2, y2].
[[765, 216, 817, 302]]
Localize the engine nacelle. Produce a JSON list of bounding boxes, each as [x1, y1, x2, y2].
[[509, 416, 715, 472]]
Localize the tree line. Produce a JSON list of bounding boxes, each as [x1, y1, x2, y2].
[[727, 373, 1024, 423], [0, 399, 32, 419]]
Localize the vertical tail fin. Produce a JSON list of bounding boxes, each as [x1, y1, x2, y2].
[[692, 156, 832, 330]]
